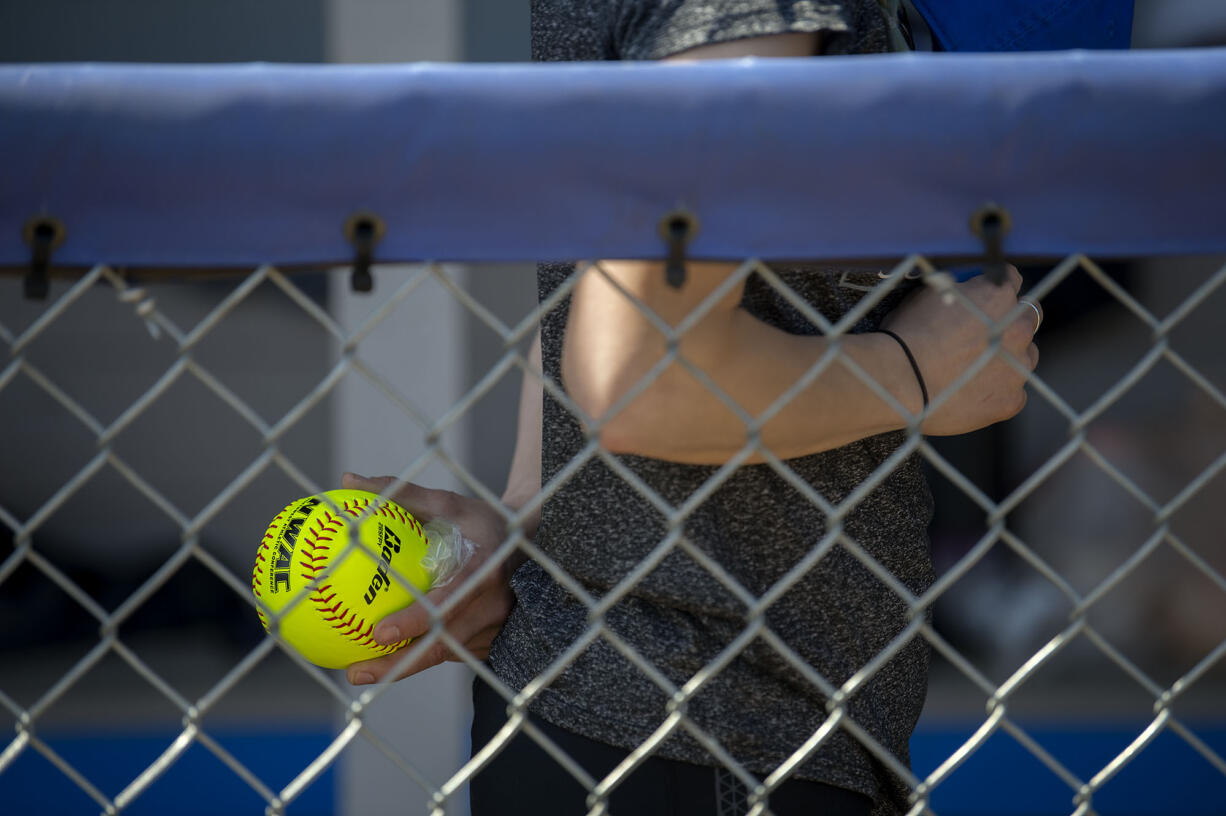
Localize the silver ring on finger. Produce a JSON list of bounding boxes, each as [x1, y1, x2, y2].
[[1020, 299, 1042, 334]]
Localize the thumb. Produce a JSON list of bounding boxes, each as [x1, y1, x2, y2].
[[373, 585, 453, 644]]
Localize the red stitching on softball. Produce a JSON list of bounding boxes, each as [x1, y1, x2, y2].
[[341, 497, 416, 534], [342, 619, 368, 640], [297, 510, 340, 589], [252, 509, 290, 614]]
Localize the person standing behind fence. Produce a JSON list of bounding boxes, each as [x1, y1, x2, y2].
[[342, 2, 1041, 814]]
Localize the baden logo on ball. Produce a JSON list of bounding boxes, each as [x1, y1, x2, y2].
[[251, 489, 432, 669]]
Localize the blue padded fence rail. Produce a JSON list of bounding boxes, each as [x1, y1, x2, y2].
[[2, 49, 1225, 268]]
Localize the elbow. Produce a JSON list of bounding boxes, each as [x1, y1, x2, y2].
[[564, 349, 748, 464], [593, 412, 645, 456], [561, 345, 659, 456], [590, 405, 663, 458]]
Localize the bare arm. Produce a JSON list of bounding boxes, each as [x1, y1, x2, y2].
[[501, 331, 542, 540], [565, 260, 921, 462], [567, 261, 1036, 467]]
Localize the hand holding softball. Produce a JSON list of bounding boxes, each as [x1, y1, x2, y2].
[[340, 472, 529, 686]]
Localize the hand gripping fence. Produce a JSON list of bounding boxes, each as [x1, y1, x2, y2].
[[2, 51, 1226, 815]]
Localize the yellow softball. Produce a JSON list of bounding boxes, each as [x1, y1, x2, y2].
[[251, 488, 431, 669]]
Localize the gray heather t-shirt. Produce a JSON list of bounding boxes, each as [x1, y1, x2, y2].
[[488, 3, 933, 813]]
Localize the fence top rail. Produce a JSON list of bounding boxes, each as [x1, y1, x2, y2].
[[2, 49, 1225, 269]]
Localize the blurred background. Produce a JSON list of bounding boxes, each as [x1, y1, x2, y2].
[[1, 1, 1224, 814]]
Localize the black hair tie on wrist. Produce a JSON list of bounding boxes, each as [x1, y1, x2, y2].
[[876, 329, 929, 410]]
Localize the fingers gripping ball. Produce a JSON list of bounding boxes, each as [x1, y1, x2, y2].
[[251, 489, 431, 669]]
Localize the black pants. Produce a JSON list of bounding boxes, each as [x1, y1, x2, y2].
[[470, 675, 872, 816]]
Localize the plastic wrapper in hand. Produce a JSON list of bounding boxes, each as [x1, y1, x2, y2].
[[420, 519, 475, 589]]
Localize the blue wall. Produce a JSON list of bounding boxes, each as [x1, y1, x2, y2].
[[911, 721, 1226, 815], [1, 727, 336, 815], [3, 721, 1224, 814]]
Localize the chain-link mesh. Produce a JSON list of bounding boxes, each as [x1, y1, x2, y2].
[[2, 245, 1225, 816]]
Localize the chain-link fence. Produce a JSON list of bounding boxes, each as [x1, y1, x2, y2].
[[3, 249, 1225, 815], [3, 54, 1226, 816]]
